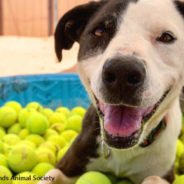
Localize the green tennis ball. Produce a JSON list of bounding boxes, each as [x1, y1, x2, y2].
[[12, 172, 38, 184], [48, 112, 66, 125], [17, 141, 36, 149], [76, 171, 111, 184], [0, 140, 4, 153], [56, 107, 70, 117], [39, 141, 59, 155], [25, 135, 44, 147], [51, 123, 66, 133], [19, 129, 29, 139], [8, 123, 22, 135], [8, 145, 38, 173], [3, 134, 20, 146], [48, 135, 66, 148], [61, 130, 78, 143], [26, 102, 43, 112], [27, 113, 49, 135], [57, 145, 69, 162], [5, 101, 22, 114], [3, 143, 12, 157], [0, 127, 6, 139], [0, 153, 8, 167], [18, 108, 37, 128], [41, 108, 54, 119], [0, 106, 17, 128], [71, 107, 86, 117], [176, 140, 184, 159], [66, 115, 82, 132], [173, 175, 184, 184], [32, 162, 54, 177], [44, 129, 58, 140], [36, 148, 56, 165], [0, 166, 12, 184]]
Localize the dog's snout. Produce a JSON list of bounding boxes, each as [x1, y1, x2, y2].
[[102, 56, 146, 89], [101, 56, 146, 105]]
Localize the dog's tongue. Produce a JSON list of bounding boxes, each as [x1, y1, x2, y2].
[[99, 103, 153, 137]]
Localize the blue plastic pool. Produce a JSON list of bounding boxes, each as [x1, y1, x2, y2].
[[0, 74, 91, 109]]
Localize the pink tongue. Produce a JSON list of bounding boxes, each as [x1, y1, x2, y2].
[[99, 103, 154, 137]]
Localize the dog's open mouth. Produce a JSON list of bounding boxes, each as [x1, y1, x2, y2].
[[96, 89, 170, 149]]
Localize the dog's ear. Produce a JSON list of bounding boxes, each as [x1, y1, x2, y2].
[[175, 0, 184, 17], [54, 1, 106, 61]]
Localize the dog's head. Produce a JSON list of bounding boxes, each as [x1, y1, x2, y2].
[[55, 0, 184, 149]]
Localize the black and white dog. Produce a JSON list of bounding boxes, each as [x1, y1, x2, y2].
[[39, 0, 184, 183]]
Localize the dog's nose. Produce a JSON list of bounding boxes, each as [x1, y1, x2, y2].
[[102, 56, 146, 105]]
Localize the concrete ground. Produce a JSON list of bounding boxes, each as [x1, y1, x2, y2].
[[0, 36, 78, 77]]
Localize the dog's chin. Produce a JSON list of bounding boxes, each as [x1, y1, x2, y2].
[[95, 89, 170, 149]]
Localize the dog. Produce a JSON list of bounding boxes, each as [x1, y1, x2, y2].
[[39, 0, 184, 183]]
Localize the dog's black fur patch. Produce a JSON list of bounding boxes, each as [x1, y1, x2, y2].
[[175, 1, 184, 18], [54, 1, 107, 61], [56, 104, 100, 177]]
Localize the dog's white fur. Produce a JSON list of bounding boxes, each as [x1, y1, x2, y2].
[[39, 0, 184, 183]]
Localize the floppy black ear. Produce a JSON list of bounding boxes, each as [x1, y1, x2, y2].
[[54, 1, 106, 61], [175, 1, 184, 18]]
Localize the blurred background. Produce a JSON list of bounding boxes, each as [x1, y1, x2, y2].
[[0, 0, 90, 77]]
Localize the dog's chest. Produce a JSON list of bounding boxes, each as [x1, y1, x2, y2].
[[86, 145, 145, 177]]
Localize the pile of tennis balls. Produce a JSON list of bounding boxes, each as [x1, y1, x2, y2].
[[0, 101, 184, 184]]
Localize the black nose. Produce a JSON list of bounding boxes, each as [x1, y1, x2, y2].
[[102, 56, 146, 105]]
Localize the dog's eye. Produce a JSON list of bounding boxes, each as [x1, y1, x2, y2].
[[156, 31, 176, 43], [93, 28, 105, 37]]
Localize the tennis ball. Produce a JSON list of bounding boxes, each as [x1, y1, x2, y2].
[[12, 172, 38, 184], [36, 148, 56, 165], [8, 123, 22, 135], [51, 123, 66, 133], [3, 144, 12, 157], [48, 135, 66, 148], [44, 129, 58, 140], [0, 140, 4, 153], [26, 102, 43, 112], [0, 153, 8, 167], [0, 166, 12, 184], [18, 108, 37, 128], [8, 145, 38, 173], [117, 179, 134, 184], [5, 101, 22, 114], [19, 129, 29, 139], [3, 134, 20, 146], [32, 162, 54, 177], [25, 135, 44, 147], [39, 141, 59, 155], [67, 111, 79, 118], [56, 107, 70, 117], [66, 115, 82, 132], [71, 107, 86, 117], [61, 130, 78, 142], [48, 112, 66, 125], [27, 113, 49, 135], [176, 140, 184, 159], [76, 171, 111, 184], [17, 141, 36, 149], [41, 108, 53, 118], [173, 175, 184, 184], [0, 127, 6, 139], [57, 145, 70, 162], [0, 106, 17, 128]]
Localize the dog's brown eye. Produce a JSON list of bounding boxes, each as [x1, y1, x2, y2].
[[157, 32, 176, 43], [94, 28, 105, 37]]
